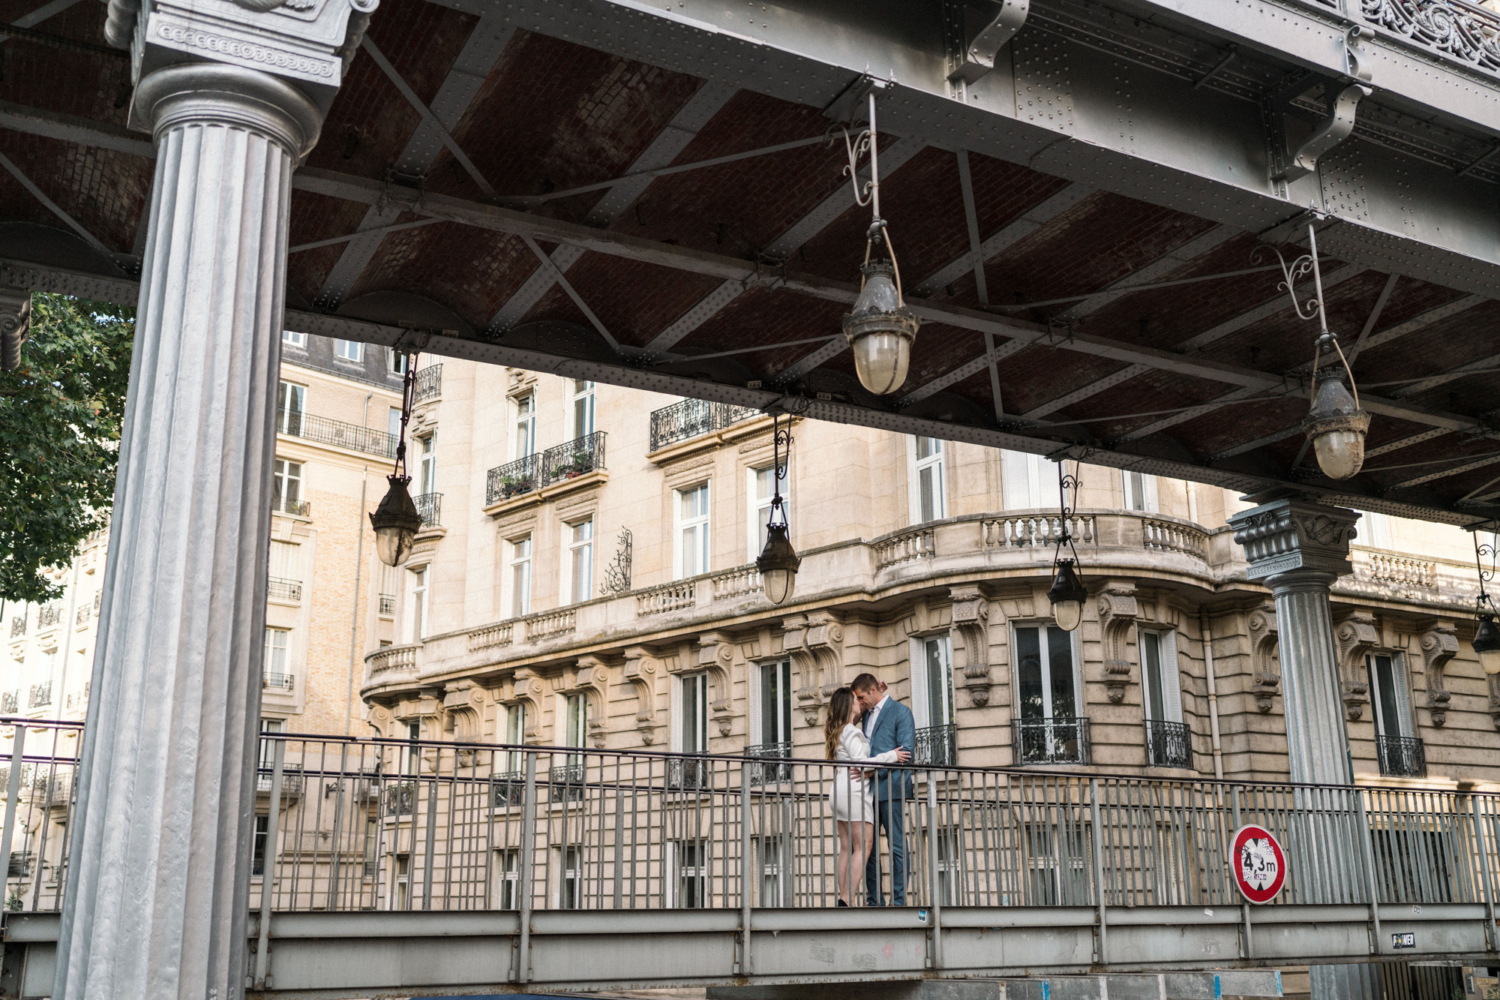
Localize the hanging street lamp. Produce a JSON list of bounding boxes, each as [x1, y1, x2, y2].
[[1046, 458, 1088, 632], [1472, 530, 1500, 675], [1259, 224, 1370, 480], [837, 88, 919, 396], [755, 414, 801, 605], [370, 350, 424, 567]]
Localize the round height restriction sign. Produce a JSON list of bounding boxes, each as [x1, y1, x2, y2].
[[1230, 824, 1287, 904]]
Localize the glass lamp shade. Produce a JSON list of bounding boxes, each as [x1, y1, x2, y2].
[[756, 522, 802, 606], [1047, 559, 1088, 632], [1302, 376, 1370, 481], [842, 259, 919, 395], [369, 474, 423, 567], [1474, 615, 1500, 675]]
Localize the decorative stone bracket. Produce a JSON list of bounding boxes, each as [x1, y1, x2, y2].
[[1096, 583, 1139, 705], [1248, 604, 1280, 713], [1488, 674, 1500, 732], [783, 614, 844, 726], [695, 635, 737, 737], [949, 586, 992, 706], [1335, 611, 1378, 721], [506, 670, 545, 741], [1420, 622, 1459, 728], [622, 646, 659, 745], [571, 656, 612, 748]]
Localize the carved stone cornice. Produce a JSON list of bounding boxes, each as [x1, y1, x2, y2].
[[621, 646, 660, 745], [948, 586, 992, 706], [1247, 603, 1280, 713], [1096, 582, 1139, 705], [1335, 611, 1378, 721], [1418, 622, 1459, 727], [1228, 499, 1359, 581]]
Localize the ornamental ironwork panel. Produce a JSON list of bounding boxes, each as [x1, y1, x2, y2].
[[27, 684, 50, 709], [1145, 719, 1193, 769], [486, 453, 543, 504], [414, 493, 442, 528], [649, 398, 757, 452], [914, 724, 957, 767], [267, 577, 303, 602], [1013, 717, 1091, 765], [668, 756, 712, 791], [0, 691, 17, 714], [272, 494, 311, 517], [37, 605, 62, 629], [1377, 734, 1428, 778], [276, 408, 398, 458], [541, 432, 606, 484], [747, 742, 793, 785], [414, 364, 442, 402], [383, 781, 417, 815], [1360, 0, 1500, 74], [601, 528, 633, 595]]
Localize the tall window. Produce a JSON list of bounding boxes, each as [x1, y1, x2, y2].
[[269, 540, 301, 594], [509, 536, 532, 617], [1014, 625, 1083, 764], [677, 484, 710, 578], [276, 381, 304, 435], [680, 673, 709, 754], [757, 837, 787, 906], [1140, 631, 1182, 724], [495, 849, 519, 909], [378, 562, 398, 618], [259, 718, 285, 770], [748, 464, 790, 560], [252, 815, 270, 876], [1360, 511, 1393, 549], [272, 459, 302, 512], [263, 627, 290, 687], [571, 379, 595, 438], [561, 693, 589, 771], [403, 720, 421, 775], [387, 407, 401, 442], [388, 350, 409, 376], [391, 855, 410, 911], [282, 329, 306, 349], [418, 436, 436, 495], [912, 636, 955, 731], [1122, 470, 1159, 513], [503, 702, 526, 773], [909, 436, 947, 523], [1367, 653, 1411, 738], [674, 840, 707, 908], [334, 339, 363, 363], [567, 520, 593, 603], [408, 568, 428, 642], [559, 846, 582, 909], [1001, 451, 1062, 510], [755, 660, 793, 748], [515, 395, 536, 458]]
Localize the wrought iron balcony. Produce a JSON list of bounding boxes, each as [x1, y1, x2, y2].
[[485, 433, 607, 505], [914, 724, 957, 767], [27, 683, 50, 709], [668, 756, 711, 790], [1, 691, 17, 714], [1144, 719, 1193, 769], [1377, 734, 1427, 778], [262, 672, 295, 691], [276, 408, 397, 459], [267, 577, 302, 602], [8, 616, 22, 638], [414, 492, 442, 528], [649, 398, 757, 452], [414, 364, 442, 402], [746, 742, 792, 785], [37, 604, 63, 629], [1013, 717, 1091, 766], [271, 494, 310, 517], [383, 780, 416, 815], [492, 770, 526, 807], [378, 594, 396, 616]]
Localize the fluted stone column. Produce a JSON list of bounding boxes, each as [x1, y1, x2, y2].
[[1229, 499, 1380, 1000], [56, 0, 369, 994]]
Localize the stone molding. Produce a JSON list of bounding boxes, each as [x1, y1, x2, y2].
[[694, 633, 737, 736], [1229, 499, 1359, 581], [949, 585, 992, 706], [1334, 611, 1378, 721], [1096, 582, 1139, 705], [1418, 621, 1459, 727], [782, 613, 844, 726], [567, 656, 611, 748], [506, 670, 545, 740], [1248, 603, 1280, 713], [621, 646, 660, 745]]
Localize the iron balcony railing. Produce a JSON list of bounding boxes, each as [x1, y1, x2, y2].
[[0, 692, 16, 714], [378, 594, 396, 616], [1013, 717, 1091, 766], [649, 398, 757, 452], [1144, 719, 1193, 769], [414, 364, 442, 402], [485, 432, 607, 504], [414, 493, 442, 528], [271, 494, 310, 517], [267, 577, 302, 602], [37, 605, 63, 629], [746, 742, 792, 785], [263, 672, 295, 691], [914, 724, 957, 767], [8, 617, 22, 638], [9, 721, 1500, 921], [27, 685, 50, 710], [1377, 734, 1427, 778], [276, 408, 398, 459]]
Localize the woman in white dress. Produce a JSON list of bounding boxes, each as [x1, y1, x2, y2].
[[824, 686, 910, 906]]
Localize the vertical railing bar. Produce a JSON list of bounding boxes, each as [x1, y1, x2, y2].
[[420, 753, 438, 910], [515, 751, 538, 983], [0, 724, 27, 912], [327, 741, 348, 910], [740, 758, 752, 975], [253, 738, 286, 990], [1354, 786, 1382, 958], [927, 770, 942, 968], [1090, 777, 1107, 966]]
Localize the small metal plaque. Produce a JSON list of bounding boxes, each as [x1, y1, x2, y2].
[[1392, 932, 1416, 949]]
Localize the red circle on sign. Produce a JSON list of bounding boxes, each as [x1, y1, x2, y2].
[[1230, 824, 1287, 904]]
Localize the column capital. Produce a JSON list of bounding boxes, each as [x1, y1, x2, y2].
[[109, 0, 376, 136], [1228, 498, 1359, 582]]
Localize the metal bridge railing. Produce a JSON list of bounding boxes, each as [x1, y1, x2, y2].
[[8, 722, 1500, 922]]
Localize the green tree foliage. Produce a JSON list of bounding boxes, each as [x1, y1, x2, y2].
[[0, 294, 133, 604]]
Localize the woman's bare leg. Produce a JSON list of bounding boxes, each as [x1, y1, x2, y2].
[[835, 821, 853, 903], [852, 819, 876, 899]]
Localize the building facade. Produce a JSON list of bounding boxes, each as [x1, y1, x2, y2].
[[361, 364, 1500, 792]]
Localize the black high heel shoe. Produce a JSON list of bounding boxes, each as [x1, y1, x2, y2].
[[836, 898, 850, 907]]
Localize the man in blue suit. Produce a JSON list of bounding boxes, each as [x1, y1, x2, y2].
[[851, 672, 915, 906]]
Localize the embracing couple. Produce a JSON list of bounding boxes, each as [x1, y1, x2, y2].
[[823, 672, 914, 908]]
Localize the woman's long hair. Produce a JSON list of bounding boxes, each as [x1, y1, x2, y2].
[[824, 687, 855, 759]]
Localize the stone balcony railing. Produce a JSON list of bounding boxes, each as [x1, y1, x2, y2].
[[365, 509, 1237, 692]]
